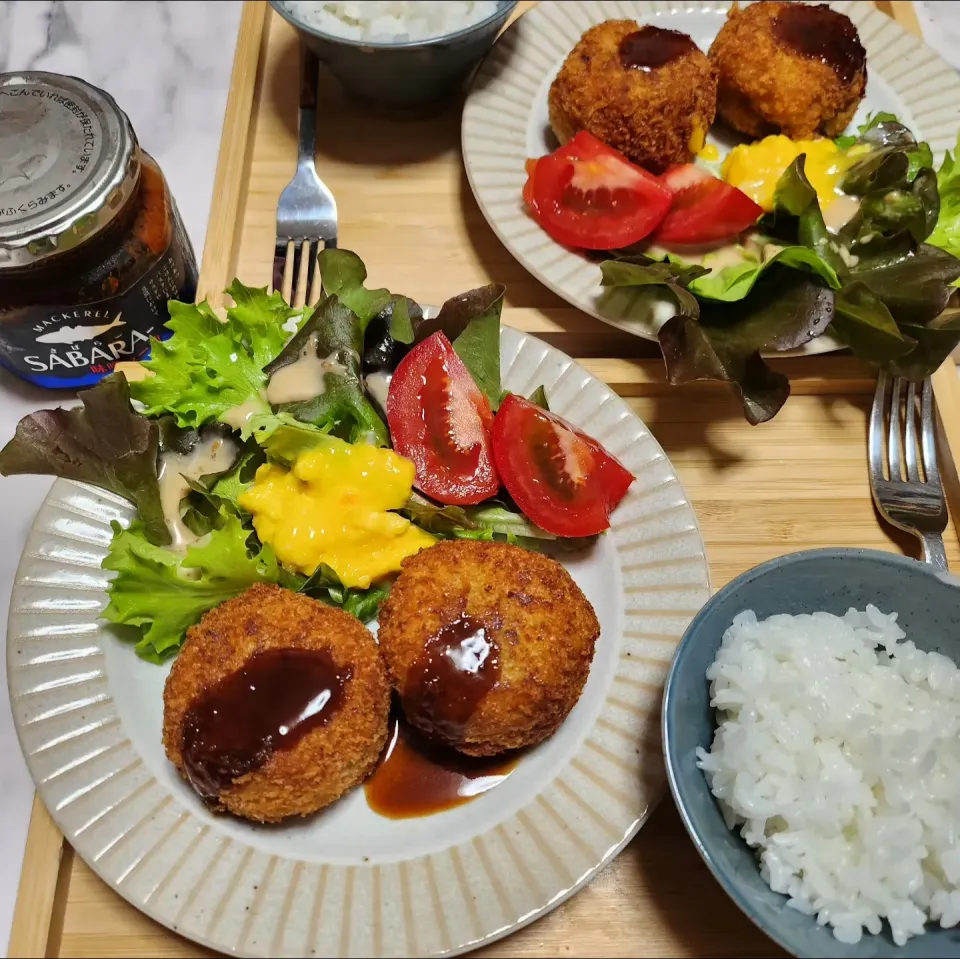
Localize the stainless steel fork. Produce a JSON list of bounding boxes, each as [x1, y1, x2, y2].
[[272, 46, 338, 307], [869, 372, 948, 569]]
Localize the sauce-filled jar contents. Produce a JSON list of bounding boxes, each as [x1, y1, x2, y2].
[[180, 648, 351, 803], [0, 72, 198, 387], [773, 4, 866, 84], [401, 614, 501, 747], [618, 26, 698, 72], [364, 713, 519, 819]]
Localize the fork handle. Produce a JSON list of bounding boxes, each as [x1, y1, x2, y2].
[[920, 531, 948, 570], [297, 46, 319, 170]]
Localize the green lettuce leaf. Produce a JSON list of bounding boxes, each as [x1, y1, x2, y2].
[[891, 307, 960, 381], [928, 133, 960, 260], [318, 248, 392, 331], [266, 294, 389, 446], [131, 282, 300, 435], [773, 157, 849, 277], [831, 282, 915, 362], [599, 256, 707, 317], [688, 245, 840, 302], [837, 117, 939, 251], [388, 296, 419, 345], [399, 492, 477, 536], [101, 512, 280, 663], [252, 412, 330, 464], [848, 244, 960, 326], [528, 385, 550, 410], [659, 272, 836, 424], [207, 442, 265, 510], [400, 492, 595, 550], [0, 374, 169, 545], [296, 563, 389, 624], [412, 284, 506, 409], [452, 307, 502, 410]]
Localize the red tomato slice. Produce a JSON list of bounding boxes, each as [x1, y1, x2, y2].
[[523, 158, 538, 212], [387, 332, 499, 505], [653, 164, 763, 247], [528, 133, 672, 250], [492, 393, 635, 537]]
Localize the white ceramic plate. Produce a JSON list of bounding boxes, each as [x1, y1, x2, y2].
[[7, 326, 710, 958], [462, 0, 960, 355]]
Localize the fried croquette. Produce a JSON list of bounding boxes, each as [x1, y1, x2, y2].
[[548, 21, 717, 173], [376, 540, 599, 757], [163, 583, 389, 823], [709, 2, 866, 140]]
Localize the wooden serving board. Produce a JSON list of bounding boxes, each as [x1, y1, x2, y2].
[[9, 2, 960, 957]]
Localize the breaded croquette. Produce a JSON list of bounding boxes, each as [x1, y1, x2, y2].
[[377, 540, 599, 757], [163, 583, 389, 822], [548, 21, 717, 173], [709, 2, 866, 140]]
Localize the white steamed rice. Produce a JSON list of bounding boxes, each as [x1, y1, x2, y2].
[[284, 1, 499, 43], [697, 606, 960, 946]]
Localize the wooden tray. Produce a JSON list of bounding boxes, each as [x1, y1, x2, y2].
[[10, 2, 960, 956]]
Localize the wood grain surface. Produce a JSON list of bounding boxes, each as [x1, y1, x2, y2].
[[11, 2, 960, 958]]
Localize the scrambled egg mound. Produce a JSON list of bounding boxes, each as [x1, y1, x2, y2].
[[722, 135, 866, 213], [239, 437, 435, 589]]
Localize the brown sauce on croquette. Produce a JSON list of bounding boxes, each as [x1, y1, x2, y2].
[[401, 615, 500, 745], [774, 4, 866, 84], [180, 648, 351, 802], [618, 25, 698, 72], [365, 713, 518, 819]]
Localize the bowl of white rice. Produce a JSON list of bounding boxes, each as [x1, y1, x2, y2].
[[270, 1, 517, 112], [663, 549, 960, 957]]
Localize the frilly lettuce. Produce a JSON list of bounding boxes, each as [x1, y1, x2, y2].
[[102, 513, 281, 663], [0, 375, 170, 545], [928, 132, 960, 261], [131, 282, 303, 437]]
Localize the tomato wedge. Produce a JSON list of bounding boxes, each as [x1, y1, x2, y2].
[[387, 332, 499, 505], [653, 164, 763, 247], [492, 394, 635, 537], [525, 132, 672, 250]]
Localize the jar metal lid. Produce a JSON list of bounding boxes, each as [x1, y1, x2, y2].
[[0, 71, 140, 269]]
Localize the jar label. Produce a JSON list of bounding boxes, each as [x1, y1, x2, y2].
[[0, 219, 198, 388]]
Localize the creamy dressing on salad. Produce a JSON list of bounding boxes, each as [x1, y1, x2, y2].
[[364, 370, 392, 414], [266, 334, 350, 404], [220, 392, 267, 431], [158, 435, 239, 550], [646, 240, 761, 272], [823, 193, 861, 233]]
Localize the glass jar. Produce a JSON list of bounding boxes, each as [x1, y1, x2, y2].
[[0, 72, 198, 387]]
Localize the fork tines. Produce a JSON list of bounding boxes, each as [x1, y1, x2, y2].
[[868, 371, 948, 568], [273, 238, 334, 309], [870, 373, 941, 487]]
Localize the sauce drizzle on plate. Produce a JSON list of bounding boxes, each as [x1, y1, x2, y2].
[[180, 647, 351, 802], [365, 713, 519, 819]]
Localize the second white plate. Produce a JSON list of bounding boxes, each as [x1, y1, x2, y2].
[[462, 0, 960, 354]]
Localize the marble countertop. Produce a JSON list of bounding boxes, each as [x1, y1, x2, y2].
[[0, 0, 243, 950]]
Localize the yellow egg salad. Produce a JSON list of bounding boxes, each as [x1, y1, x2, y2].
[[722, 135, 868, 216], [238, 436, 435, 589]]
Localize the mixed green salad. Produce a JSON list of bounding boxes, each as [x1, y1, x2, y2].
[[600, 115, 960, 423], [0, 251, 628, 663]]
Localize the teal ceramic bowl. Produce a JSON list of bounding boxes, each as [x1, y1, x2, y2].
[[270, 1, 518, 113], [663, 548, 960, 958]]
